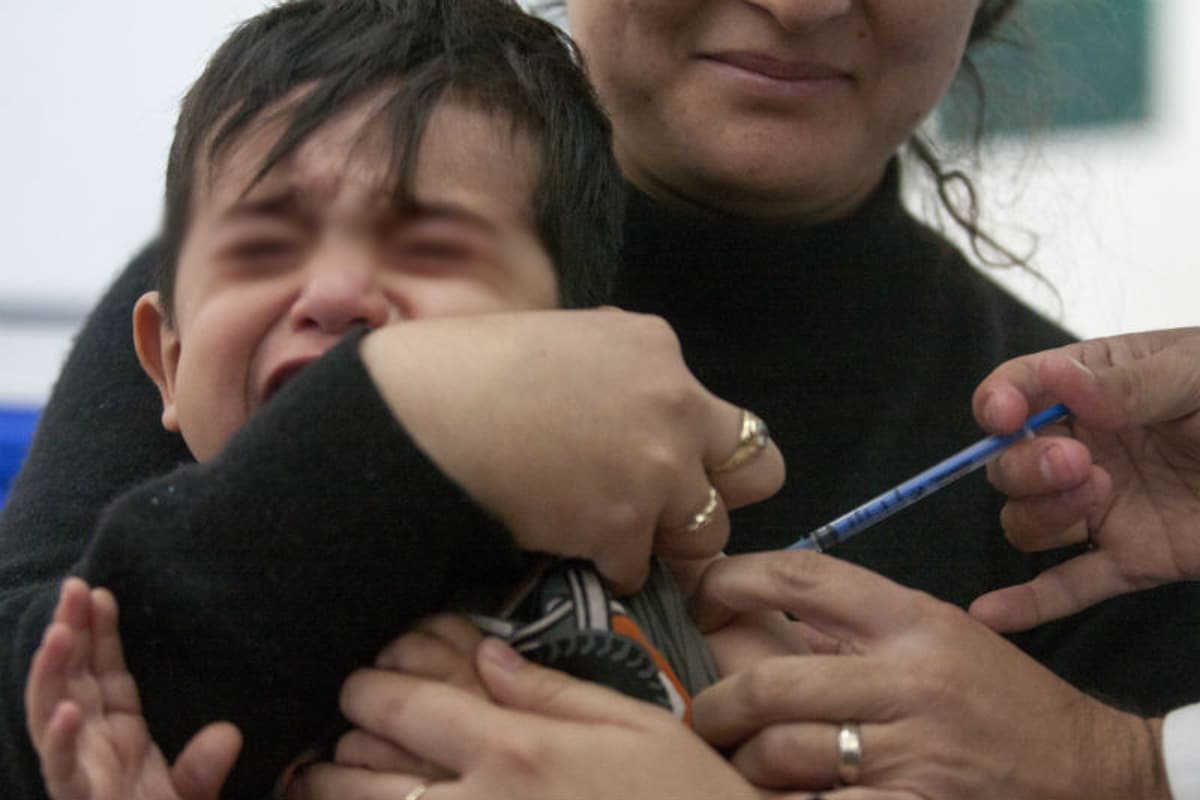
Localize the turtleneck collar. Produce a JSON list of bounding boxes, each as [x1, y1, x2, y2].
[[619, 159, 909, 265], [612, 159, 943, 328]]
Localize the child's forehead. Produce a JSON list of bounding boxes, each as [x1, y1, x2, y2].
[[196, 90, 542, 221]]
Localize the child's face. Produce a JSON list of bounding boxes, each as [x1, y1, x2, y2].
[[135, 97, 560, 461]]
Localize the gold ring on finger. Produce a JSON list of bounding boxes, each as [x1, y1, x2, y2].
[[711, 409, 770, 473], [684, 486, 720, 533], [403, 783, 431, 800]]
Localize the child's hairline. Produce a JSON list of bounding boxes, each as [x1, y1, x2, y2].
[[162, 81, 552, 329]]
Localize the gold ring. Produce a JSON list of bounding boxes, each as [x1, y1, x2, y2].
[[835, 722, 863, 786], [684, 486, 720, 533], [404, 783, 431, 800], [711, 410, 769, 473]]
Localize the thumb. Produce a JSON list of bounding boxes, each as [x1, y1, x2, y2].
[[968, 551, 1132, 632], [1041, 347, 1200, 431], [475, 638, 664, 727], [171, 722, 242, 800]]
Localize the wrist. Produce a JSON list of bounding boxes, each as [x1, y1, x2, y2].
[[1080, 708, 1169, 800]]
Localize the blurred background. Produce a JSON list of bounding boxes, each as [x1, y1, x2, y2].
[[2, 0, 1198, 503]]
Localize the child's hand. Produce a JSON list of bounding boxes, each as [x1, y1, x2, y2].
[[25, 578, 241, 800]]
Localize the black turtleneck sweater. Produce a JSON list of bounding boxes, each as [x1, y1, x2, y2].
[[614, 166, 1200, 711], [2, 165, 1198, 800]]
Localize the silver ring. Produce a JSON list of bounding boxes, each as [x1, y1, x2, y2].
[[711, 409, 770, 473], [404, 784, 431, 800], [835, 722, 863, 785], [684, 486, 720, 533]]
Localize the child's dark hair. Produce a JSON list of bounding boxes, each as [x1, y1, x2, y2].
[[159, 0, 623, 322]]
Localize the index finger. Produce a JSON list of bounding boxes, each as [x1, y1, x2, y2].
[[339, 667, 558, 775], [973, 350, 1057, 434], [689, 551, 925, 644]]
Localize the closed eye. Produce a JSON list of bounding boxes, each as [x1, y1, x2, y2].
[[397, 238, 477, 265], [231, 238, 299, 262]]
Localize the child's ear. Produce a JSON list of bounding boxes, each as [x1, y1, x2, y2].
[[132, 291, 182, 433]]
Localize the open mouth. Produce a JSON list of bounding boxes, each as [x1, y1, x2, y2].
[[262, 359, 314, 403]]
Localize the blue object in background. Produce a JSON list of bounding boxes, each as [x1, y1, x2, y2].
[[1, 407, 40, 509]]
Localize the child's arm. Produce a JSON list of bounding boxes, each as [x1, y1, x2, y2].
[[25, 578, 241, 800]]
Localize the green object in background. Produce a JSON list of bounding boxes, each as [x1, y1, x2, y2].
[[940, 0, 1151, 138]]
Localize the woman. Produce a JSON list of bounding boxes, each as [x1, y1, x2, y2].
[[3, 0, 1198, 797], [554, 0, 1196, 703]]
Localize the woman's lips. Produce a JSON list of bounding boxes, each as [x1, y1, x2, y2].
[[701, 52, 852, 97]]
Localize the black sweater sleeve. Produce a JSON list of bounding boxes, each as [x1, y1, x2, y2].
[[1, 322, 524, 798]]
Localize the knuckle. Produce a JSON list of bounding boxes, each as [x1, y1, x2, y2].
[[333, 730, 365, 765], [424, 612, 481, 645], [597, 497, 654, 542], [912, 596, 971, 644], [630, 312, 681, 352], [999, 503, 1029, 544], [735, 659, 793, 713], [638, 438, 683, 478], [764, 550, 822, 597], [489, 729, 549, 778], [755, 724, 804, 772]]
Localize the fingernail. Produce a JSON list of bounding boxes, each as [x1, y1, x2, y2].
[[1039, 443, 1066, 483], [979, 391, 1000, 429], [480, 637, 524, 672]]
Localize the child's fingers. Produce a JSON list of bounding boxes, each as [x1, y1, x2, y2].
[[39, 701, 87, 800], [25, 623, 75, 743], [53, 578, 93, 630], [172, 721, 243, 800], [89, 587, 129, 676]]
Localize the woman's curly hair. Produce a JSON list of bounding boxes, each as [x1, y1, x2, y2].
[[908, 0, 1036, 271]]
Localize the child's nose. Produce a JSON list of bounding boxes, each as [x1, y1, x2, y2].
[[289, 248, 394, 333]]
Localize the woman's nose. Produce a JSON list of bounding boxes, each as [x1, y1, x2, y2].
[[289, 249, 394, 334], [746, 0, 852, 32]]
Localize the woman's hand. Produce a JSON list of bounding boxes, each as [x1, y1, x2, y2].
[[330, 614, 487, 778], [668, 556, 812, 678], [688, 551, 1170, 800], [970, 327, 1200, 631], [361, 308, 785, 594], [290, 638, 763, 800]]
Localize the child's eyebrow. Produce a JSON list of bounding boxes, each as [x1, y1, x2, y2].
[[406, 201, 501, 238], [219, 187, 306, 223]]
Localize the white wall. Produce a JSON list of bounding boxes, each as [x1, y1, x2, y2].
[[2, 0, 1197, 405], [0, 0, 270, 404], [954, 0, 1200, 339]]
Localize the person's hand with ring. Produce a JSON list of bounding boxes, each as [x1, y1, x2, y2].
[[970, 327, 1200, 632], [688, 550, 1170, 800], [288, 638, 764, 800], [362, 309, 785, 594]]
